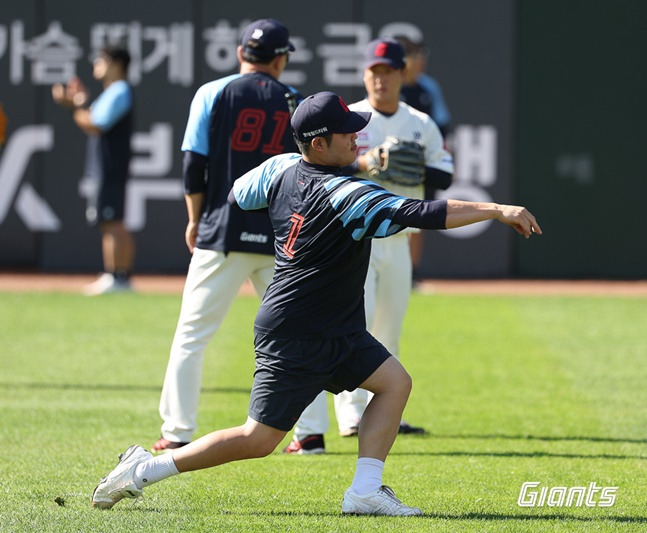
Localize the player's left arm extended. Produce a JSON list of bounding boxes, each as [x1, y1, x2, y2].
[[392, 198, 542, 239], [324, 177, 540, 241], [445, 200, 541, 238]]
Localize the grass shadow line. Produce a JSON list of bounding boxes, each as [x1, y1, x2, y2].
[[0, 381, 250, 395], [324, 450, 647, 460], [230, 509, 647, 523], [429, 433, 647, 445]]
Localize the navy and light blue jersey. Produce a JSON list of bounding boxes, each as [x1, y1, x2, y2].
[[90, 80, 133, 132], [181, 72, 300, 254], [232, 155, 447, 340], [400, 73, 451, 134], [84, 80, 133, 184]]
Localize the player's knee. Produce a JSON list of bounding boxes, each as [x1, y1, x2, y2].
[[398, 369, 413, 398], [255, 439, 279, 458], [383, 371, 411, 395], [386, 364, 412, 401], [244, 435, 281, 458], [242, 421, 284, 458]]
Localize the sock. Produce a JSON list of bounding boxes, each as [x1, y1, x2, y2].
[[350, 457, 384, 495], [134, 453, 180, 489], [113, 269, 130, 282]]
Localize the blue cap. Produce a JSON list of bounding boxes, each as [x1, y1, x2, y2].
[[291, 91, 371, 142], [241, 19, 295, 60], [363, 38, 406, 70]]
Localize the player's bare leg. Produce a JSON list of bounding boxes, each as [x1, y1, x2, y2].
[[100, 220, 135, 274], [81, 220, 135, 294], [84, 221, 134, 295], [356, 356, 411, 460], [172, 418, 287, 471], [341, 356, 421, 515], [92, 419, 286, 509]]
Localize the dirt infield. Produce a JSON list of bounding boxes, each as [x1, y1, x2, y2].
[[1, 271, 646, 297]]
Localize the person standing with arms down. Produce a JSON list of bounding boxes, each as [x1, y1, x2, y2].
[[151, 19, 302, 454], [395, 35, 452, 136], [286, 38, 453, 453], [52, 45, 135, 295], [92, 91, 541, 515]]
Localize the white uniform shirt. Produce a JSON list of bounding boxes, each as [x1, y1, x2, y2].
[[349, 99, 454, 200]]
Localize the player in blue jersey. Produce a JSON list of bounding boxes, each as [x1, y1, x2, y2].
[[151, 19, 302, 454], [52, 45, 135, 295], [395, 35, 451, 136], [93, 91, 541, 516], [395, 35, 453, 289]]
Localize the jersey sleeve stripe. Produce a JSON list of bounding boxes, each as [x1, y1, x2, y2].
[[349, 196, 405, 240], [325, 175, 407, 240], [326, 178, 385, 208], [234, 153, 301, 210], [336, 189, 393, 225], [323, 176, 349, 193]]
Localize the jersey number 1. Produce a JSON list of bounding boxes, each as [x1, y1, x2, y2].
[[283, 213, 304, 259]]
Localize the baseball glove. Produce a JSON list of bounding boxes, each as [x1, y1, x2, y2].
[[365, 136, 426, 186]]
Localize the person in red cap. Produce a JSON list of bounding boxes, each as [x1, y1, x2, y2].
[[92, 91, 540, 516]]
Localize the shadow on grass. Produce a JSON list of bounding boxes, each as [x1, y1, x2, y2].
[[0, 381, 250, 395], [234, 509, 647, 523], [423, 512, 647, 523], [325, 450, 647, 460], [429, 433, 647, 445]]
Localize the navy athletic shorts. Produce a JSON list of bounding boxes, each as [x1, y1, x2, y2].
[[248, 330, 391, 431], [85, 175, 127, 226]]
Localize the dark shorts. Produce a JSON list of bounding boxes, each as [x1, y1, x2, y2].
[[86, 176, 127, 226], [248, 330, 391, 431]]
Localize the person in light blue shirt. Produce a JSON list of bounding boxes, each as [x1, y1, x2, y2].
[[52, 45, 135, 295], [395, 35, 451, 136]]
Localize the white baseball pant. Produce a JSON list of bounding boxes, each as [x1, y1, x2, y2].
[[159, 248, 274, 443]]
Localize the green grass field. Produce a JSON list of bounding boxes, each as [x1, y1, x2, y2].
[[1, 289, 645, 532]]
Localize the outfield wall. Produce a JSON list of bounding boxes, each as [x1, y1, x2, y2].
[[0, 1, 642, 278], [515, 0, 646, 278]]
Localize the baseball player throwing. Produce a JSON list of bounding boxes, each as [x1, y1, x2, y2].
[[92, 91, 541, 516]]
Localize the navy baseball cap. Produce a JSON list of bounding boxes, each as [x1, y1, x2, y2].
[[291, 91, 371, 142], [241, 19, 295, 60], [363, 38, 406, 70]]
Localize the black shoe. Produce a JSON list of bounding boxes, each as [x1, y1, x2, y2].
[[339, 426, 359, 437], [282, 434, 325, 454], [398, 422, 426, 435], [151, 436, 189, 454]]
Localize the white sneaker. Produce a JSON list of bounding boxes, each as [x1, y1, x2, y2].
[[92, 445, 152, 509], [342, 485, 422, 516], [83, 273, 132, 296]]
